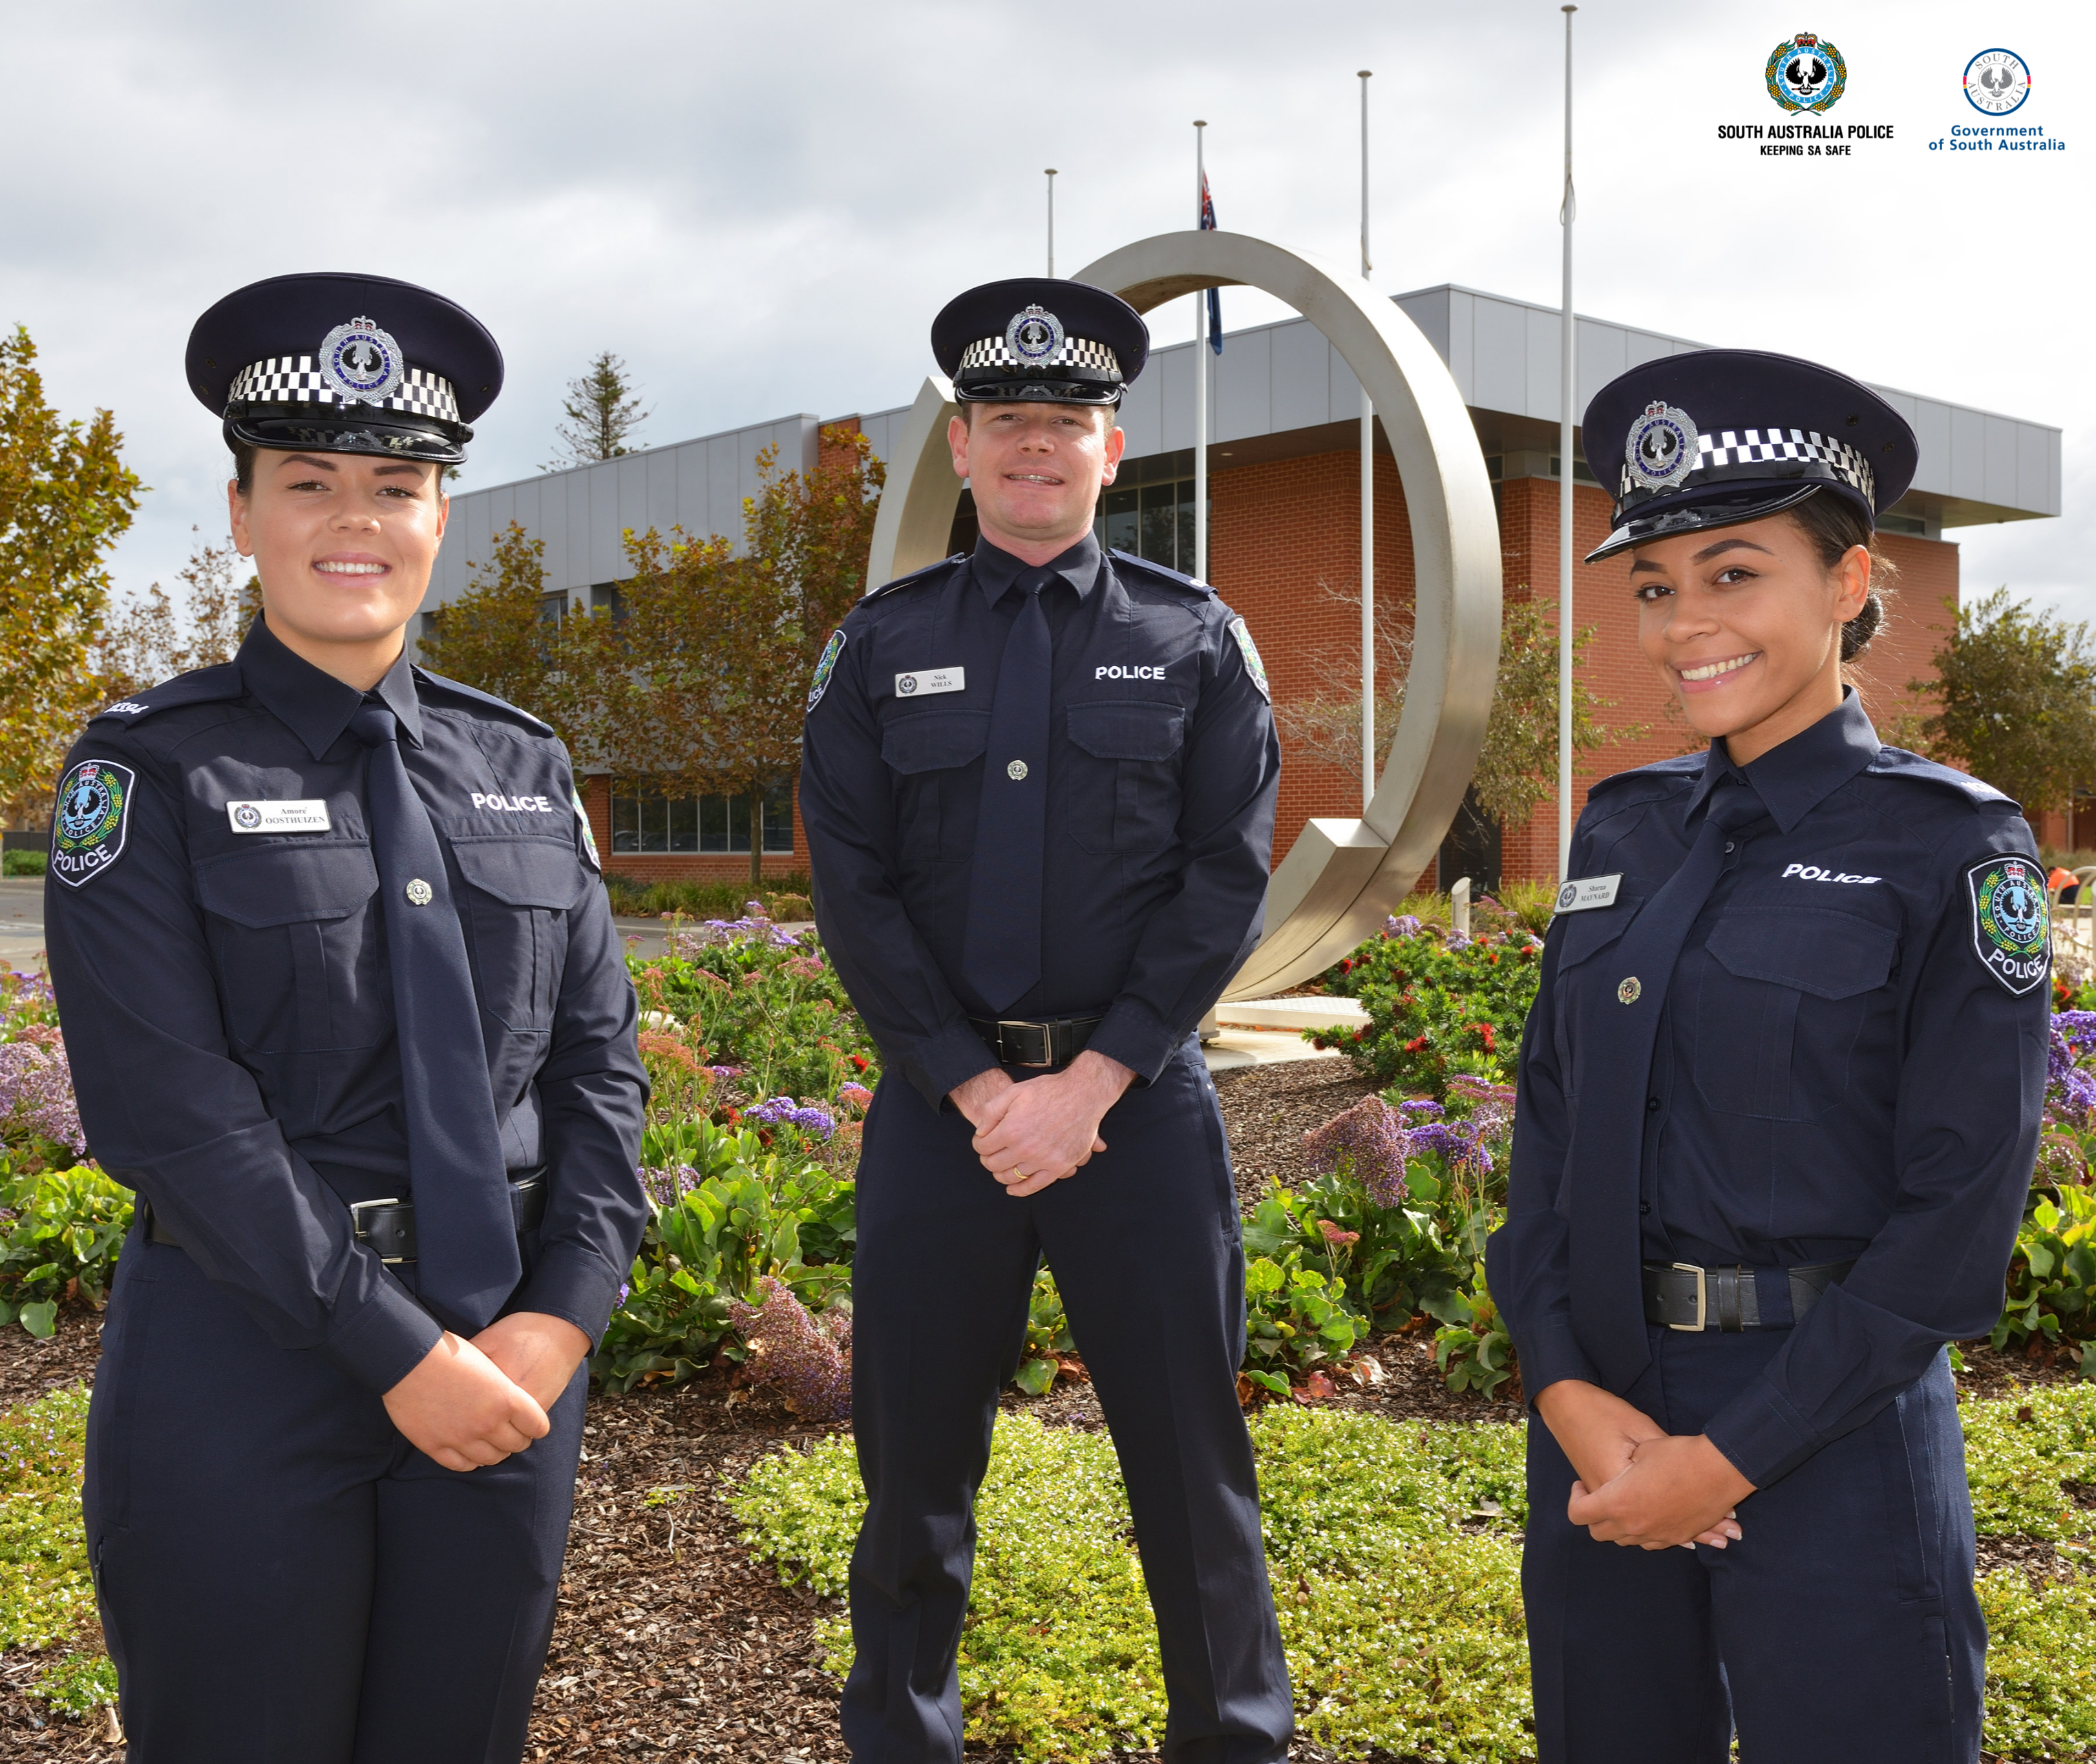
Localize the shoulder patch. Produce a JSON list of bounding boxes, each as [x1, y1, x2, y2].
[[862, 554, 966, 604], [1869, 748, 2013, 808], [50, 758, 136, 888], [89, 662, 243, 726], [1107, 548, 1217, 597], [412, 667, 556, 736], [806, 629, 847, 713], [1227, 617, 1271, 702], [1969, 854, 2049, 995]]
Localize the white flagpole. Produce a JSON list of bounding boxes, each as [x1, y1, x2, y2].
[[1193, 121, 1208, 582], [1044, 168, 1057, 276], [1557, 8, 1577, 879], [1359, 70, 1375, 816]]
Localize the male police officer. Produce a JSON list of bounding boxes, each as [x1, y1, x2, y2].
[[799, 278, 1293, 1763], [45, 273, 648, 1762]]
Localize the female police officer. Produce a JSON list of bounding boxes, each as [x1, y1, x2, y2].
[[1487, 350, 2048, 1763], [45, 273, 648, 1761]]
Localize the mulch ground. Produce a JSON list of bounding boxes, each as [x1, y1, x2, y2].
[[3, 1066, 2088, 1761]]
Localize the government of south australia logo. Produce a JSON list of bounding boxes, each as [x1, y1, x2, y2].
[[1969, 856, 2049, 995], [1766, 32, 1847, 112], [51, 758, 136, 889], [1964, 49, 2031, 116]]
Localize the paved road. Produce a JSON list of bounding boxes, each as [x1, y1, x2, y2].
[[0, 877, 45, 975]]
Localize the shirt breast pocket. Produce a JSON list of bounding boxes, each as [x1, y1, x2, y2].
[[880, 711, 989, 862], [1065, 701, 1187, 854], [193, 844, 386, 1053], [1552, 900, 1641, 1102], [451, 837, 584, 1033], [1695, 906, 1898, 1120]]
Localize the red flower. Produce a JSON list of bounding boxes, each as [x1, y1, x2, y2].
[[851, 1054, 869, 1071], [1404, 1035, 1428, 1053], [1340, 958, 1354, 973], [1475, 1022, 1497, 1053], [1353, 1027, 1366, 1042]]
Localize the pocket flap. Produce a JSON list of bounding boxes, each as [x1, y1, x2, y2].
[[1556, 898, 1643, 969], [1706, 910, 1897, 1000], [194, 843, 379, 927], [452, 837, 586, 909], [881, 711, 990, 775], [1066, 701, 1186, 762]]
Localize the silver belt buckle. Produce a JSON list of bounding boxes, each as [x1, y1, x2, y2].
[[349, 1196, 407, 1265], [1669, 1261, 1707, 1332], [998, 1020, 1056, 1067]]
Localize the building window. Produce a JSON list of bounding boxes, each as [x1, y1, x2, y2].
[[1096, 478, 1203, 573], [608, 782, 794, 855]]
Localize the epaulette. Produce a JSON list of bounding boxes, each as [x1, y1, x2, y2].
[[1867, 746, 2011, 806], [88, 662, 244, 725], [412, 667, 556, 736], [1108, 548, 1218, 597], [1585, 750, 1707, 800], [861, 554, 966, 604]]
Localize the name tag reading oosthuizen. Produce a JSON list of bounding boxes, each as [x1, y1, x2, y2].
[[895, 667, 964, 698], [1554, 873, 1622, 912], [226, 799, 331, 834]]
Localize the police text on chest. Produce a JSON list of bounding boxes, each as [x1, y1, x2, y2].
[[471, 792, 557, 814]]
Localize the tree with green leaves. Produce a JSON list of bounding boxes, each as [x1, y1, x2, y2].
[[96, 529, 258, 705], [0, 324, 143, 824], [414, 521, 588, 746], [545, 351, 650, 470], [1918, 588, 2096, 817]]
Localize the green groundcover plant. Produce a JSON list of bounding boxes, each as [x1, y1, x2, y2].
[[734, 1394, 2096, 1764]]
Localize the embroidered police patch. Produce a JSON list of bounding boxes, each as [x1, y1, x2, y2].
[[51, 759, 136, 889], [807, 628, 847, 713], [571, 786, 602, 872], [1969, 856, 2050, 995], [1228, 617, 1270, 702]]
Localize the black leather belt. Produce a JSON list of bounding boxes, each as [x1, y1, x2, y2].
[[149, 1172, 549, 1265], [1642, 1257, 1857, 1332], [967, 1014, 1105, 1069]]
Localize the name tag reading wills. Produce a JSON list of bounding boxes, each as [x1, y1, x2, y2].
[[895, 667, 964, 698], [1554, 873, 1623, 913], [226, 799, 331, 834]]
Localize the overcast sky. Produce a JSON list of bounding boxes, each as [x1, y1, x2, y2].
[[4, 0, 2088, 622]]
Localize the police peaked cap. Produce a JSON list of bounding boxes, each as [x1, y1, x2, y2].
[[187, 272, 503, 467], [1582, 348, 1918, 562], [932, 278, 1149, 406]]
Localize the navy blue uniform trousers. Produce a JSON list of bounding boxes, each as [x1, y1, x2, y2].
[[1524, 1327, 1984, 1763], [85, 1230, 586, 1764], [842, 1039, 1293, 1764]]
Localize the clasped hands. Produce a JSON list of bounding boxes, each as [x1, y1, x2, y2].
[[1534, 1379, 1755, 1551], [948, 1049, 1136, 1198], [381, 1310, 591, 1473]]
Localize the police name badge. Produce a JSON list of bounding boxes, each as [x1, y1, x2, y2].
[[226, 799, 330, 834], [895, 667, 965, 698], [1228, 617, 1271, 702], [1554, 873, 1623, 913], [807, 628, 847, 713], [51, 759, 135, 889], [1969, 856, 2049, 995]]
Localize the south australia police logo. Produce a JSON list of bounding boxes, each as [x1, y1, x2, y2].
[[1766, 32, 1847, 113], [51, 759, 136, 889], [318, 316, 405, 406], [1627, 402, 1700, 492], [806, 628, 847, 713], [1006, 305, 1064, 365], [1969, 856, 2049, 995]]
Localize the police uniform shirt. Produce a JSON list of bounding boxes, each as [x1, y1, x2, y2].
[[799, 532, 1281, 1103], [44, 616, 649, 1393], [1496, 690, 2048, 1488]]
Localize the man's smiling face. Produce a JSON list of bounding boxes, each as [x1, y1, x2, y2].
[[948, 401, 1123, 556]]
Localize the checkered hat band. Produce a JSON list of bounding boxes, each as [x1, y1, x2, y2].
[[1619, 427, 1874, 504], [228, 357, 461, 423], [957, 334, 1121, 377]]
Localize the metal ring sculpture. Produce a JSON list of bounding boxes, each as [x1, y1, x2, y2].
[[864, 229, 1502, 999]]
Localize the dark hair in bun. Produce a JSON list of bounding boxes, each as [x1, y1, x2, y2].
[[1786, 489, 1898, 661]]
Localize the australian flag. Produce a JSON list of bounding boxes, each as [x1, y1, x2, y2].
[[1200, 169, 1222, 354]]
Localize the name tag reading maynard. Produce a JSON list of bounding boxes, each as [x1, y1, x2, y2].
[[895, 667, 964, 698], [226, 799, 331, 834], [1554, 873, 1623, 913]]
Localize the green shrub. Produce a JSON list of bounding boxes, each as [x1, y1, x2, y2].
[[1, 848, 46, 877], [0, 1383, 97, 1650], [1977, 1566, 2096, 1759], [28, 1651, 118, 1716], [1428, 1260, 1518, 1400], [600, 872, 812, 920], [1307, 924, 1543, 1098], [1240, 1254, 1364, 1396], [0, 1163, 132, 1337], [1013, 1266, 1076, 1396], [1964, 1383, 2096, 1540]]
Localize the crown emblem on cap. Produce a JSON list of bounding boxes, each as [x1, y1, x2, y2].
[[1625, 399, 1701, 494], [1004, 304, 1064, 366], [317, 316, 405, 407], [1794, 32, 1818, 47]]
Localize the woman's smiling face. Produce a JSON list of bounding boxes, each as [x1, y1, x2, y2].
[[1629, 507, 1871, 766]]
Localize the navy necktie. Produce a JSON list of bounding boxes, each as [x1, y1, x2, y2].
[[960, 574, 1052, 1012], [1567, 778, 1759, 1389], [352, 701, 519, 1330]]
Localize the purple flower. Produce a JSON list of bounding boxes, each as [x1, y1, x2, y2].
[[1386, 914, 1422, 937], [0, 1032, 83, 1153], [745, 1097, 837, 1140], [1407, 1118, 1492, 1175], [1302, 1095, 1411, 1209], [728, 1277, 851, 1422], [1398, 1099, 1445, 1119], [617, 1282, 631, 1307]]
